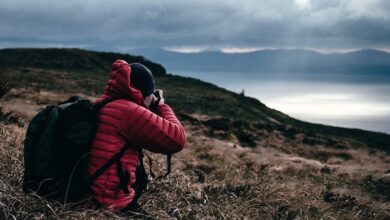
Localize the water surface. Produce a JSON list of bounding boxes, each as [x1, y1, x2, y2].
[[172, 71, 390, 134]]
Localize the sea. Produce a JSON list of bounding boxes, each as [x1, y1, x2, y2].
[[172, 71, 390, 134]]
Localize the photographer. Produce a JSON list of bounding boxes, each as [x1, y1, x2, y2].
[[87, 60, 186, 216]]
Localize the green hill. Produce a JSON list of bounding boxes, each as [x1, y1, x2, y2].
[[1, 48, 389, 152], [0, 48, 166, 76], [1, 48, 389, 219]]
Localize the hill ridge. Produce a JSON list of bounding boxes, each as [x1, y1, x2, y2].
[[0, 48, 389, 152], [129, 47, 390, 74]]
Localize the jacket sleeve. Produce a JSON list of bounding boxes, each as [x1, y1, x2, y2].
[[120, 103, 186, 154]]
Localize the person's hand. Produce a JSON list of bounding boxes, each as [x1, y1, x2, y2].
[[154, 89, 165, 105]]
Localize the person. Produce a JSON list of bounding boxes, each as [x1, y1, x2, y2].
[[87, 60, 186, 214]]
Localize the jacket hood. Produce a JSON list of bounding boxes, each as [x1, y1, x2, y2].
[[102, 59, 146, 107]]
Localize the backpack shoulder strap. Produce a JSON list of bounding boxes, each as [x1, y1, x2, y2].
[[87, 143, 130, 185], [93, 98, 117, 113], [87, 98, 124, 186]]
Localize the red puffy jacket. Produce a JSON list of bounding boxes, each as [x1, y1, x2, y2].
[[87, 60, 186, 210]]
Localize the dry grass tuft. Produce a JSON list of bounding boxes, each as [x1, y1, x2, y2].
[[0, 72, 18, 99]]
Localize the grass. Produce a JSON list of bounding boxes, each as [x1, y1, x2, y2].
[[0, 121, 388, 219], [0, 48, 389, 219], [1, 48, 390, 152]]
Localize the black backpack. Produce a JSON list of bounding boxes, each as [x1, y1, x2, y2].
[[23, 96, 148, 204]]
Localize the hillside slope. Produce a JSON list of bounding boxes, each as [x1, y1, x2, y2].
[[1, 48, 389, 152], [0, 48, 389, 219], [0, 48, 166, 76], [4, 69, 389, 152]]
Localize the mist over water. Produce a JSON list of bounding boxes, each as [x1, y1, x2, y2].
[[173, 71, 390, 134]]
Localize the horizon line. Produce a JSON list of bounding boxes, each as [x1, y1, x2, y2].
[[1, 45, 390, 55], [163, 46, 390, 55]]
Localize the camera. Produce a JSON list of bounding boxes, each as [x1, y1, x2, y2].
[[153, 90, 161, 99], [150, 90, 161, 112]]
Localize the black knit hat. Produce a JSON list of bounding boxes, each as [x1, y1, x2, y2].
[[130, 63, 155, 97]]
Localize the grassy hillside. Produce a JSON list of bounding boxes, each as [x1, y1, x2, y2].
[[1, 48, 389, 152], [0, 48, 166, 76], [0, 48, 389, 219], [157, 75, 390, 152]]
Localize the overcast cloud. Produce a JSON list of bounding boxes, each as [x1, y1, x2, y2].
[[0, 0, 389, 52]]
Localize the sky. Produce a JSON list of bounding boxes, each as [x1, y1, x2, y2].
[[1, 0, 390, 53]]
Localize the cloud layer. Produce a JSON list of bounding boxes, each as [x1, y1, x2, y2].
[[0, 0, 389, 50]]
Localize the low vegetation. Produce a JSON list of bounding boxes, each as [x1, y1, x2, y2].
[[0, 48, 389, 219]]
